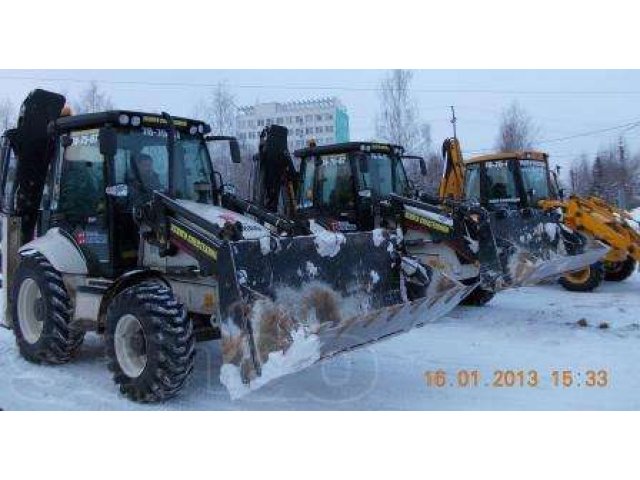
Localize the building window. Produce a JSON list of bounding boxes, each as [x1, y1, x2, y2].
[[305, 114, 313, 122], [305, 127, 313, 134], [315, 114, 323, 121], [296, 116, 303, 124], [325, 125, 334, 133], [315, 126, 323, 133], [276, 117, 283, 124], [257, 119, 264, 127]]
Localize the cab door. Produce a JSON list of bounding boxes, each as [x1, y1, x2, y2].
[[49, 129, 112, 277]]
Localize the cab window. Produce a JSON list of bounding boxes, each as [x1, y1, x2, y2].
[[519, 160, 550, 205], [484, 160, 519, 204], [299, 154, 355, 211], [55, 130, 105, 229], [464, 164, 481, 202]]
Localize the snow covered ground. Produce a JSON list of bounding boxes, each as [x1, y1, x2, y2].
[[1, 274, 639, 410]]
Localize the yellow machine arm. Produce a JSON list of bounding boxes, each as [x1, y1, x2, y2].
[[540, 195, 640, 263], [438, 137, 466, 201]]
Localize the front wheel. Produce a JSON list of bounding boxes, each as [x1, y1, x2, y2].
[[105, 282, 196, 403], [603, 256, 636, 282], [11, 252, 84, 364], [559, 262, 604, 292]]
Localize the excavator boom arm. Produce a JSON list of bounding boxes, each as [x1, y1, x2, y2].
[[438, 137, 466, 201]]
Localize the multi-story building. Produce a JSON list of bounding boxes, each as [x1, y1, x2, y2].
[[235, 97, 350, 152]]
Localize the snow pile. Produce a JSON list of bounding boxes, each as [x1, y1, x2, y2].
[[2, 274, 640, 409], [259, 236, 272, 255], [372, 228, 386, 247], [544, 223, 558, 241], [308, 223, 346, 258], [306, 261, 318, 278], [220, 327, 321, 400]]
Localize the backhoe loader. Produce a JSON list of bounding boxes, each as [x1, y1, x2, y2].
[[541, 167, 639, 283], [0, 89, 468, 402], [439, 138, 613, 292], [248, 126, 608, 306]]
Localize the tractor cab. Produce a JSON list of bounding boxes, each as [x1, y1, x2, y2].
[[464, 151, 552, 211], [1, 91, 239, 280], [293, 142, 422, 231]]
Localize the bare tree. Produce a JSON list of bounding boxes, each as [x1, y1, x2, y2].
[[568, 153, 592, 196], [74, 81, 113, 114], [589, 137, 640, 207], [495, 101, 539, 152], [404, 122, 441, 195], [195, 82, 252, 197], [0, 97, 16, 131], [376, 69, 420, 152]]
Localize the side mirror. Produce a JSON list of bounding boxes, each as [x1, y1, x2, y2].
[[206, 135, 242, 164], [229, 138, 241, 164], [61, 135, 73, 148], [558, 188, 565, 200], [314, 156, 322, 168], [419, 158, 427, 176], [402, 155, 426, 175], [99, 127, 117, 157]]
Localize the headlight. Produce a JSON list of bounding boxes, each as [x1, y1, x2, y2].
[[118, 114, 130, 125], [130, 116, 141, 127], [198, 124, 204, 134], [189, 126, 198, 135]]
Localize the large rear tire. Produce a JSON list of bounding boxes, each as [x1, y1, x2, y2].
[[559, 262, 604, 292], [10, 252, 84, 364], [105, 282, 196, 403], [603, 256, 636, 282]]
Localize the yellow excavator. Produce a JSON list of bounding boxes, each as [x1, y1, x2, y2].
[[540, 193, 639, 283], [438, 137, 638, 292]]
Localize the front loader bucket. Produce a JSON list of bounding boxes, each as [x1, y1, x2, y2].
[[488, 214, 611, 288], [217, 230, 470, 399]]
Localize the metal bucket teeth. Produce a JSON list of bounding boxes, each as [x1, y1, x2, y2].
[[218, 230, 470, 399], [488, 213, 611, 288]]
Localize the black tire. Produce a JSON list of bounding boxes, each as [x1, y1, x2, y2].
[[105, 282, 195, 403], [10, 251, 84, 364], [559, 262, 604, 292], [603, 256, 636, 282], [460, 282, 496, 306]]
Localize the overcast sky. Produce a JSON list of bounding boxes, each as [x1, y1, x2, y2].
[[1, 69, 638, 175]]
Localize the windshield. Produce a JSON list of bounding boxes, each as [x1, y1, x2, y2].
[[519, 159, 550, 205], [298, 151, 409, 211], [299, 153, 354, 211], [357, 153, 409, 197], [484, 160, 519, 205], [113, 127, 214, 206]]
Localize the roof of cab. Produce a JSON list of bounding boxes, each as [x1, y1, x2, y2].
[[294, 141, 403, 158], [54, 111, 209, 132], [466, 150, 549, 164]]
